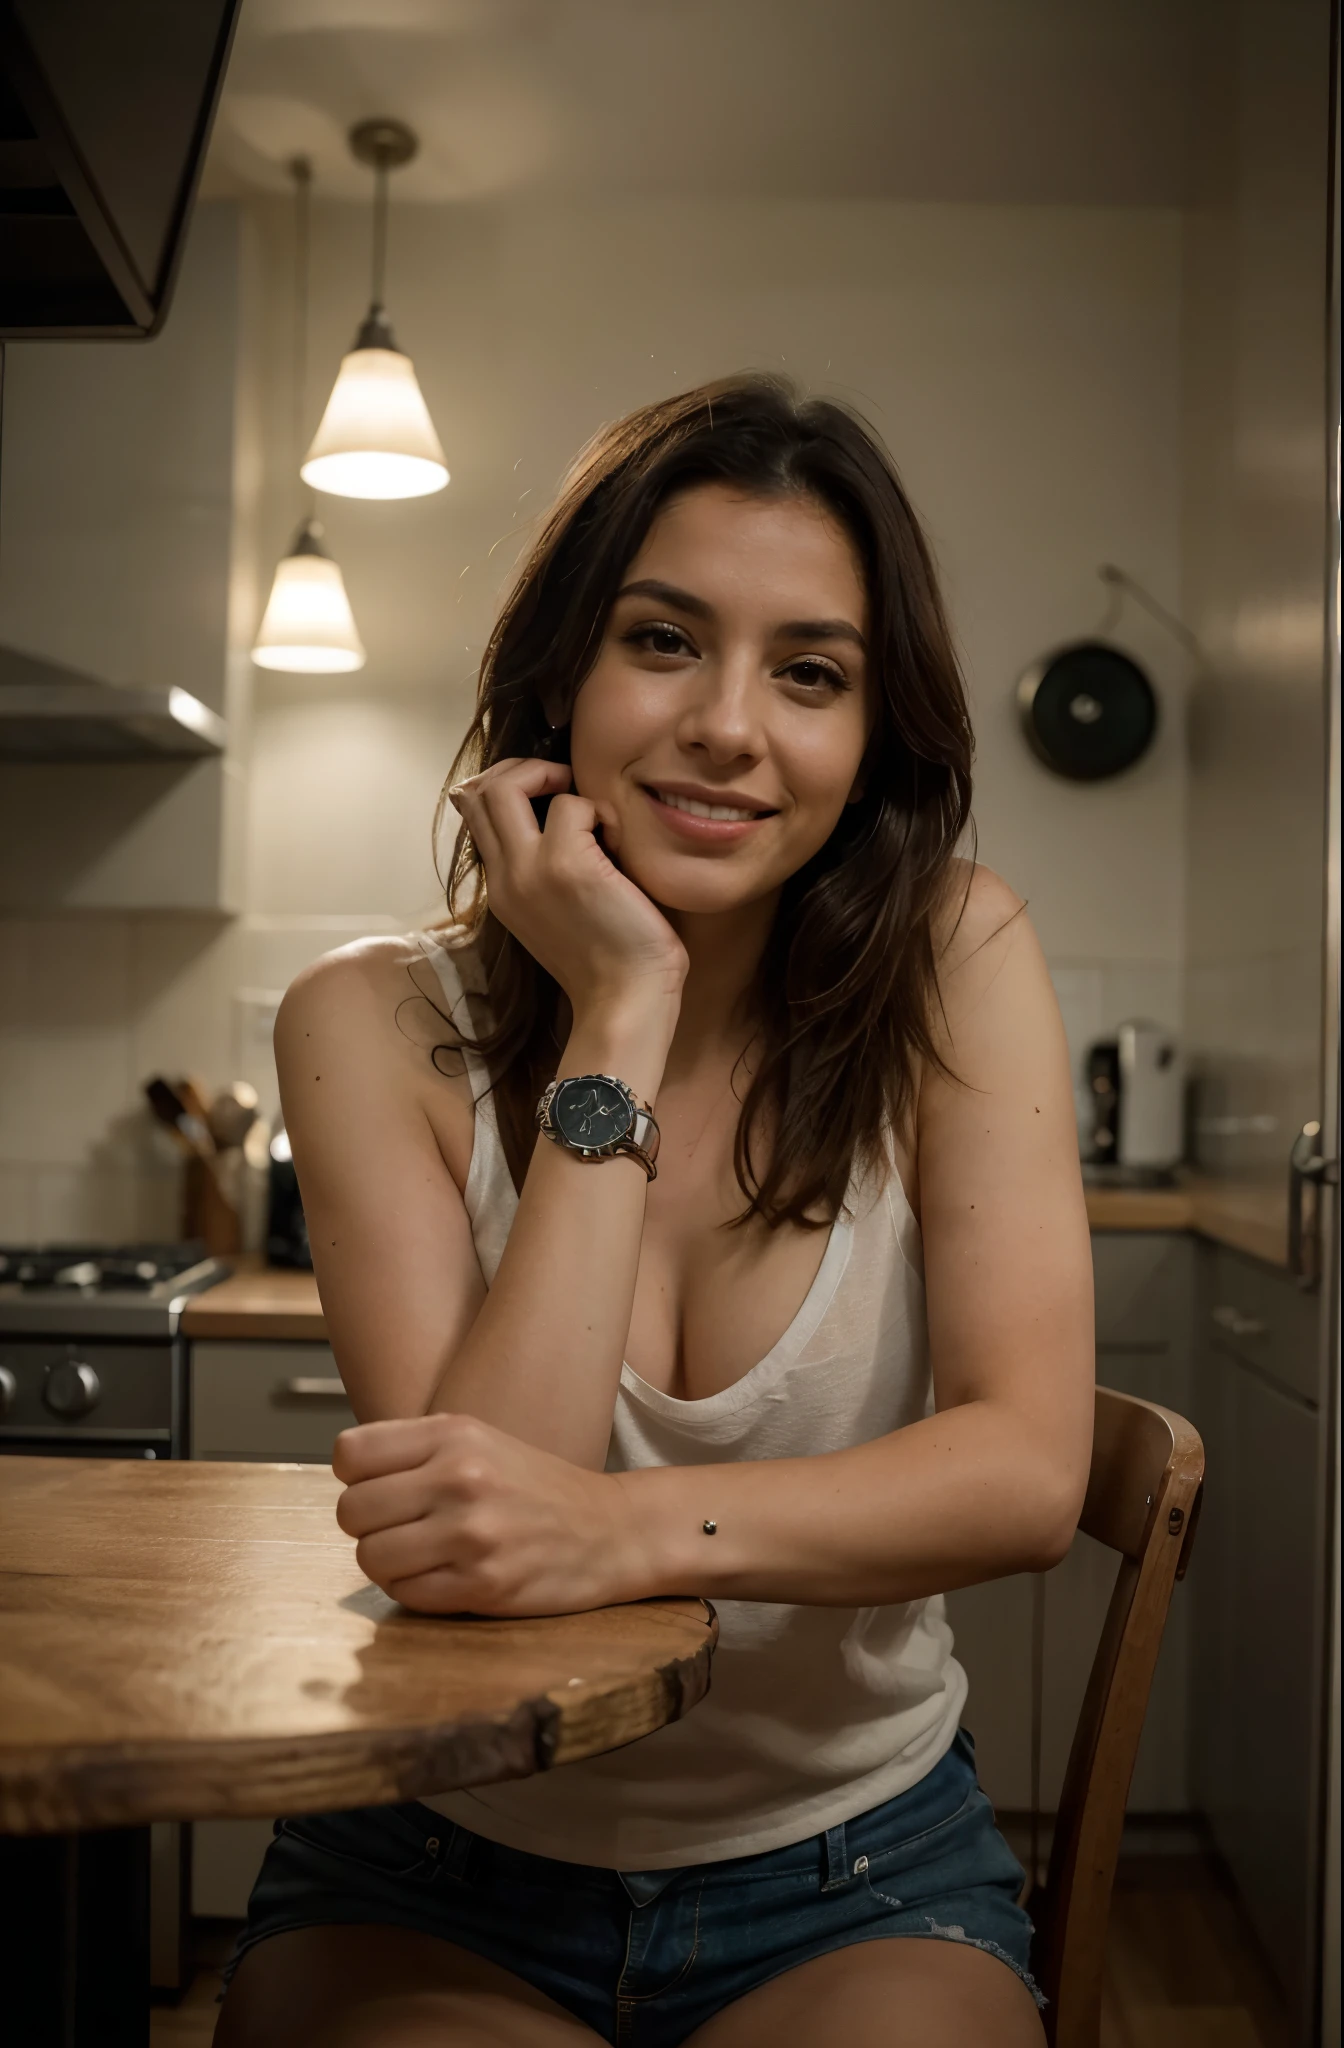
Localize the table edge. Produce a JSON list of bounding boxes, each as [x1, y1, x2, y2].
[[0, 1601, 717, 1835]]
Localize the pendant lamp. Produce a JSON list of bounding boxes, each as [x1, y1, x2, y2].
[[301, 120, 448, 501], [251, 519, 366, 673], [252, 158, 366, 674]]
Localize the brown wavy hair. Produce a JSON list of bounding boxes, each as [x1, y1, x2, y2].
[[432, 373, 974, 1227]]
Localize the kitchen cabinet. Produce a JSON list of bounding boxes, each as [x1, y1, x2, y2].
[[189, 1338, 356, 1917], [948, 1231, 1196, 1816], [190, 1340, 356, 1462], [1190, 1243, 1322, 2029], [1202, 1243, 1321, 1405]]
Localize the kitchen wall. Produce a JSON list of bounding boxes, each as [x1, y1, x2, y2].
[[0, 204, 260, 1241], [0, 192, 1186, 1237]]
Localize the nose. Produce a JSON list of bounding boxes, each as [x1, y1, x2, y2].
[[674, 646, 766, 766]]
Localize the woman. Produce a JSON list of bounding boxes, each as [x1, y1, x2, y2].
[[217, 375, 1094, 2048]]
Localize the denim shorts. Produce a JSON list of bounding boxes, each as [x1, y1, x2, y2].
[[224, 1728, 1041, 2045]]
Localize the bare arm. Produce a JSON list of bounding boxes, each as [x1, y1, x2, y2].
[[616, 868, 1096, 1599], [275, 943, 490, 1427], [334, 868, 1096, 1612], [278, 756, 686, 1469]]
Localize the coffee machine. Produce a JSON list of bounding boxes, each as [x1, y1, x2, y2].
[[1085, 1021, 1184, 1176]]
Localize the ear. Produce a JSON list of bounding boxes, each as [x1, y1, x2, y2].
[[539, 686, 568, 730]]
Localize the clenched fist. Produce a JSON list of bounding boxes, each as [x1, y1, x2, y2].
[[333, 1410, 649, 1616]]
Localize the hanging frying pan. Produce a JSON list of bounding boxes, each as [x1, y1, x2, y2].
[[1016, 640, 1157, 781]]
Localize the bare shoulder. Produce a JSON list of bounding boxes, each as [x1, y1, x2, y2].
[[924, 860, 1057, 1067], [933, 859, 1029, 977], [275, 930, 479, 1092], [276, 934, 425, 1050]]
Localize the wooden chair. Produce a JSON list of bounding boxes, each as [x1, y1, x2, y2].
[[1029, 1386, 1205, 2047]]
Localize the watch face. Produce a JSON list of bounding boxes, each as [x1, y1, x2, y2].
[[552, 1076, 634, 1152]]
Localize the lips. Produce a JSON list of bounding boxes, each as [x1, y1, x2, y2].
[[641, 783, 778, 845], [658, 792, 765, 822]]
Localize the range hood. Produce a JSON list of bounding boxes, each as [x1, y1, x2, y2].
[[0, 646, 227, 761]]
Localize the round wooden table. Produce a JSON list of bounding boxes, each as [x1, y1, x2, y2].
[[0, 1457, 717, 2045]]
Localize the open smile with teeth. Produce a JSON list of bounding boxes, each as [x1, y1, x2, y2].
[[651, 790, 775, 822]]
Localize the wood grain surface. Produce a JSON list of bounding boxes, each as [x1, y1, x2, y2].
[[0, 1459, 716, 1836]]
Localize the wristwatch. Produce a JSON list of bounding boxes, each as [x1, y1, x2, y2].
[[535, 1073, 660, 1181]]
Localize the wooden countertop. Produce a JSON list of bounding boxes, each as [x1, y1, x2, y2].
[[0, 1458, 717, 1834], [1083, 1174, 1288, 1268], [1083, 1184, 1194, 1232], [184, 1179, 1291, 1343], [1184, 1176, 1288, 1270], [182, 1261, 328, 1340]]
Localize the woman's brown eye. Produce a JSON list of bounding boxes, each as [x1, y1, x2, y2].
[[629, 625, 687, 657], [788, 660, 848, 691]]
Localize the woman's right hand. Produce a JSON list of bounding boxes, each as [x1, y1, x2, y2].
[[449, 757, 688, 1023]]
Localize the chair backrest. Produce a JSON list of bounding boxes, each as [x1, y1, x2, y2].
[[1031, 1386, 1205, 2048]]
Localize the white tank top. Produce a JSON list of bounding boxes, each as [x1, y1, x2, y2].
[[420, 933, 967, 1868]]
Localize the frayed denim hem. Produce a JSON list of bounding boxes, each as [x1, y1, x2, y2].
[[916, 1916, 1048, 2009]]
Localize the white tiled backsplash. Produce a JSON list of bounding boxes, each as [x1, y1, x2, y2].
[[0, 910, 412, 1243]]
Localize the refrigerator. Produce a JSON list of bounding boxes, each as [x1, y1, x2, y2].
[[1180, 2, 1340, 2039]]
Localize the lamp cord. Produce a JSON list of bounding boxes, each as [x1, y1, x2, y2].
[[371, 156, 390, 313], [289, 156, 314, 521]]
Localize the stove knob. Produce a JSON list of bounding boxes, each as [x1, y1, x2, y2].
[[44, 1360, 101, 1418], [0, 1365, 16, 1417]]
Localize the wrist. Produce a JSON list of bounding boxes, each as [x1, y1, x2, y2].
[[607, 1467, 718, 1601], [574, 978, 682, 1037], [561, 994, 679, 1102]]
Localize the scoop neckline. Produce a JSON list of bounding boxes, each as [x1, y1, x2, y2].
[[617, 1204, 857, 1418], [430, 932, 863, 1416]]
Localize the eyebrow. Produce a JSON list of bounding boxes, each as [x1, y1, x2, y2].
[[615, 578, 868, 654]]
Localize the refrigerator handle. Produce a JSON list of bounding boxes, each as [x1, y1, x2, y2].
[[1288, 1119, 1339, 1289]]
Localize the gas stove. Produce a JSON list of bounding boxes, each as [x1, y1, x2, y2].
[[0, 1241, 229, 1339], [0, 1241, 229, 1457]]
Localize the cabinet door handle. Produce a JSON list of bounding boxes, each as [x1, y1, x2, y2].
[[1211, 1305, 1266, 1340], [277, 1377, 349, 1400]]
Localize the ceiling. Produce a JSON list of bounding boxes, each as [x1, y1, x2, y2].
[[204, 0, 1197, 209]]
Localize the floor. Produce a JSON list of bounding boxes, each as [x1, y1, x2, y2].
[[1100, 1859, 1290, 2048], [153, 1857, 1290, 2046]]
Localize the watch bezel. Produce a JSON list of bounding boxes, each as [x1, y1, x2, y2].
[[546, 1073, 638, 1158]]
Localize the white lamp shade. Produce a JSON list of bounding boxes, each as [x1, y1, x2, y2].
[[251, 539, 366, 673], [301, 345, 449, 500]]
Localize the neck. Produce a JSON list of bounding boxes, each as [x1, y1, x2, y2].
[[662, 892, 779, 1076]]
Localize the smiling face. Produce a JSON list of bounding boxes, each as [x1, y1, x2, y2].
[[567, 483, 874, 919]]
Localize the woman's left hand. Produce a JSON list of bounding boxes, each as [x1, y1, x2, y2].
[[332, 1411, 644, 1615]]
